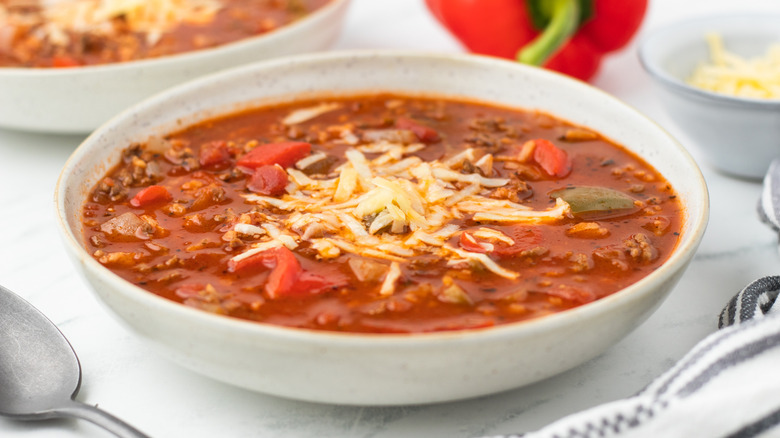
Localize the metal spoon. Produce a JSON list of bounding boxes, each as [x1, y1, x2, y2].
[[0, 285, 150, 437]]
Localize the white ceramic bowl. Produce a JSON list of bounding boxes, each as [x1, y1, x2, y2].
[[638, 15, 780, 180], [56, 51, 709, 405], [0, 0, 350, 134]]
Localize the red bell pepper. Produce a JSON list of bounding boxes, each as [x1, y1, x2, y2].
[[531, 138, 571, 178], [227, 246, 345, 299], [51, 55, 83, 68], [129, 185, 172, 208], [425, 0, 648, 81], [237, 141, 311, 170]]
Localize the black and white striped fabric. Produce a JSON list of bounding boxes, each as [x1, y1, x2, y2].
[[758, 159, 780, 236], [483, 159, 780, 438], [485, 277, 780, 438]]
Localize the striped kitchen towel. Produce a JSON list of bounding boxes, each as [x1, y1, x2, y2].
[[758, 159, 780, 239], [487, 276, 780, 438]]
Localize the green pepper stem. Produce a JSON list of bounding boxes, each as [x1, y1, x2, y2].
[[518, 0, 581, 66]]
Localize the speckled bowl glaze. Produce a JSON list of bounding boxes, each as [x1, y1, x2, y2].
[[56, 51, 709, 405], [638, 15, 780, 180], [0, 0, 350, 134]]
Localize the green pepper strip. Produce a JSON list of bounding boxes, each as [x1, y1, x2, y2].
[[518, 0, 585, 66]]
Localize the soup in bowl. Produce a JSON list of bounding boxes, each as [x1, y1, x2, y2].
[[56, 51, 709, 405], [0, 0, 350, 133]]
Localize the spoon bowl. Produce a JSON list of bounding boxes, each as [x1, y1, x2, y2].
[[0, 285, 149, 437]]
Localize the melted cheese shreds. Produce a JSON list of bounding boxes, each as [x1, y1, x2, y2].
[[229, 240, 282, 264], [475, 154, 494, 175], [405, 224, 460, 247], [458, 199, 531, 212], [443, 148, 476, 167], [472, 227, 514, 245], [309, 239, 341, 259], [282, 103, 341, 125], [243, 194, 286, 208], [443, 183, 481, 207], [42, 0, 222, 38], [287, 169, 315, 188], [345, 148, 375, 189], [462, 232, 495, 252], [472, 197, 571, 224], [353, 186, 394, 219], [235, 121, 573, 274], [320, 238, 406, 262], [445, 245, 520, 280], [295, 152, 328, 170], [369, 211, 394, 235], [336, 212, 369, 238], [233, 223, 266, 237], [688, 33, 780, 99], [380, 156, 422, 176], [261, 223, 298, 250], [379, 262, 402, 297], [432, 167, 509, 187], [333, 165, 358, 203]]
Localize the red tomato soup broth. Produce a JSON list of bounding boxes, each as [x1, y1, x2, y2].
[[0, 0, 331, 68], [81, 94, 683, 334]]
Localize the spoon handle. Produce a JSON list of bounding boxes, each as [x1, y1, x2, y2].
[[52, 399, 151, 438]]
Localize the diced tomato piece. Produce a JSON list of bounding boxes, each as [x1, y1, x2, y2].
[[532, 139, 572, 178], [264, 247, 303, 298], [199, 141, 231, 168], [228, 246, 344, 299], [265, 251, 343, 298], [52, 55, 82, 68], [396, 117, 440, 143], [237, 142, 311, 169], [129, 185, 172, 208], [246, 164, 288, 196]]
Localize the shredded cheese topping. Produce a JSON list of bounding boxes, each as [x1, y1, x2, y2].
[[8, 0, 223, 47], [229, 116, 572, 286], [688, 33, 780, 99]]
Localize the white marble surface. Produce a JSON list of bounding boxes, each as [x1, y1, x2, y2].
[[1, 0, 779, 436]]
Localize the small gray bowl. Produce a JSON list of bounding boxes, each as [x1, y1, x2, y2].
[[638, 15, 780, 180]]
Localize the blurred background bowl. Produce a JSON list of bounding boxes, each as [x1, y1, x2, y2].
[[56, 51, 708, 405], [0, 0, 350, 134], [638, 15, 780, 180]]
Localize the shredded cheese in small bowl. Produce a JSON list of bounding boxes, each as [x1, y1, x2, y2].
[[688, 33, 780, 99]]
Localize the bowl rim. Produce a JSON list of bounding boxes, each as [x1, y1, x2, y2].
[[55, 50, 710, 346], [0, 0, 349, 77], [637, 13, 780, 109]]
